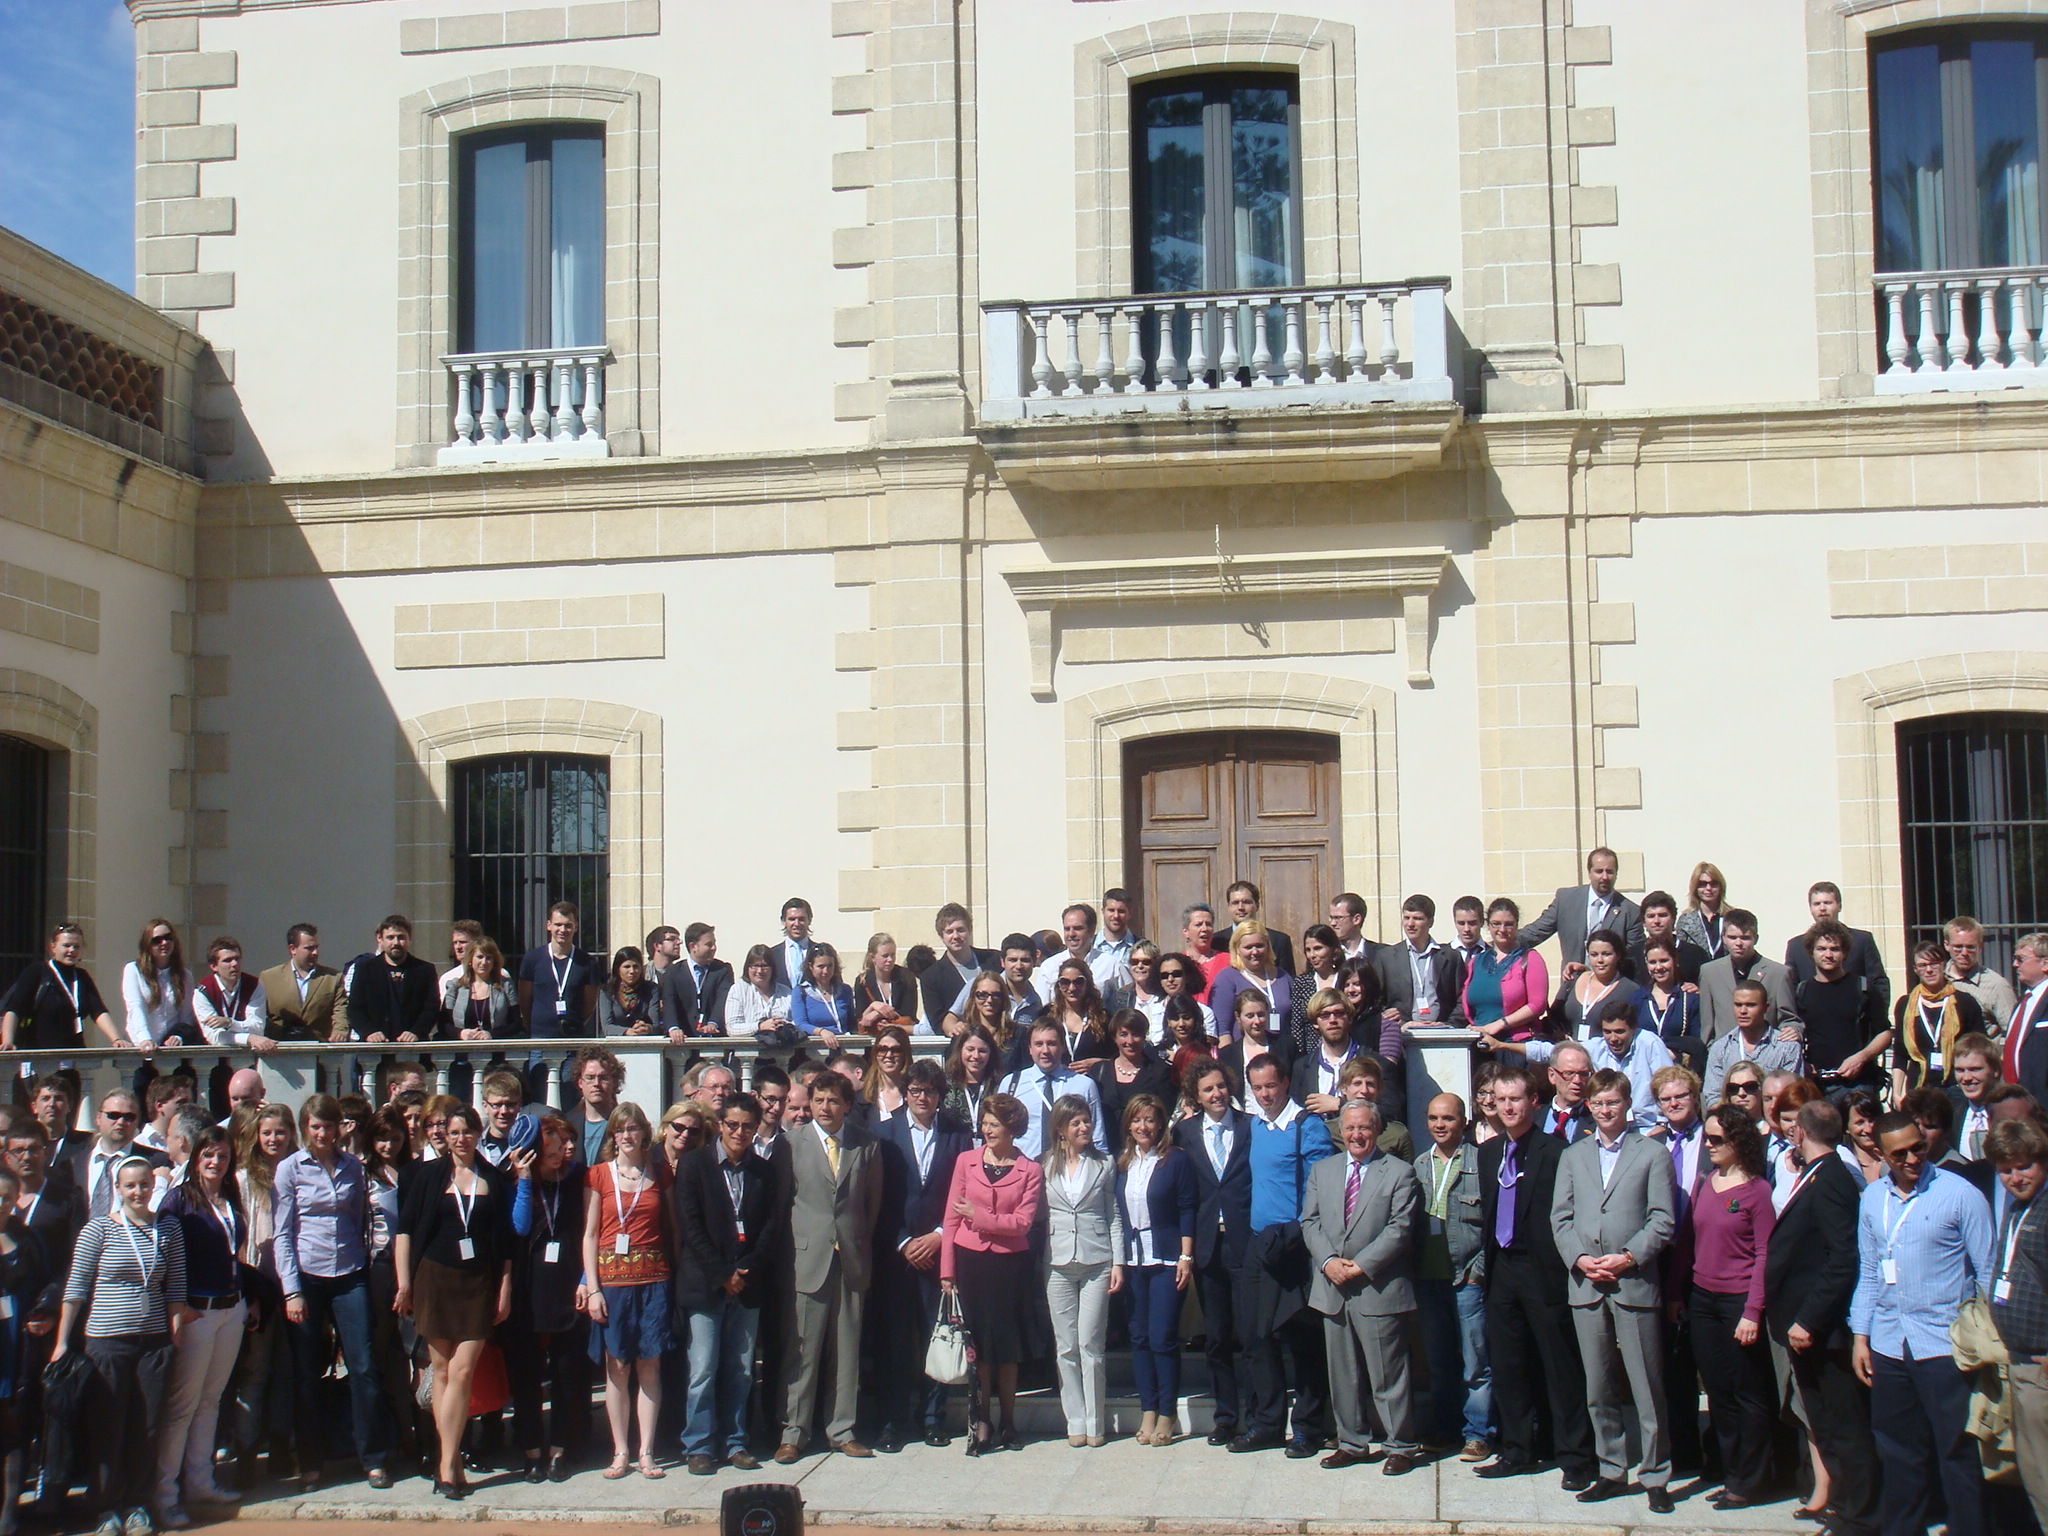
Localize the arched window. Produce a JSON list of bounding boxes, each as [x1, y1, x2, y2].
[[0, 735, 49, 983], [452, 752, 609, 960], [1897, 712, 2048, 974]]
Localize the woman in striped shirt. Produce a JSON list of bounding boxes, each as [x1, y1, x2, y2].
[[55, 1155, 189, 1536]]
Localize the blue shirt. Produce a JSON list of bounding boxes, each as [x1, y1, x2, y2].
[[1248, 1101, 1334, 1232], [1850, 1162, 1993, 1360], [273, 1149, 371, 1295], [519, 946, 598, 1035], [999, 1064, 1106, 1159], [1522, 1030, 1674, 1130]]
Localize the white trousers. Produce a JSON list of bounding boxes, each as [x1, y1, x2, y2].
[[1047, 1260, 1112, 1437], [155, 1300, 247, 1509]]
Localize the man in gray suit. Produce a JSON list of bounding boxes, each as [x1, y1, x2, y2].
[[1302, 1101, 1423, 1475], [1517, 848, 1645, 973], [1550, 1068, 1678, 1511], [1697, 908, 1799, 1042], [774, 1071, 883, 1462]]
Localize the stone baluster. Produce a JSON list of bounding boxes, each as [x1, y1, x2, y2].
[[1155, 303, 1183, 391], [506, 362, 530, 441], [2011, 278, 2040, 368], [434, 1059, 453, 1096], [1944, 282, 1973, 371], [1915, 286, 1943, 373], [1882, 285, 1911, 374], [582, 357, 605, 438], [552, 358, 578, 436], [479, 360, 503, 441], [1249, 298, 1275, 386], [1217, 300, 1243, 388], [1122, 304, 1148, 394], [451, 362, 476, 445], [528, 359, 552, 438], [1345, 294, 1369, 380], [1185, 300, 1211, 390], [1092, 308, 1118, 395], [1377, 291, 1401, 378], [1061, 309, 1085, 396], [1282, 297, 1307, 385], [1029, 310, 1055, 397], [1312, 295, 1338, 384], [543, 1052, 564, 1111], [1978, 277, 2008, 371]]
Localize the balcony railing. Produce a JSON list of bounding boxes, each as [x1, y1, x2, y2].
[[980, 280, 1454, 421], [438, 346, 612, 465], [1873, 267, 2048, 393]]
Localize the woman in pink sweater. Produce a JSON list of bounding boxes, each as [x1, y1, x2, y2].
[[941, 1091, 1045, 1454]]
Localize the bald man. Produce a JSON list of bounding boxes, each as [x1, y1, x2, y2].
[[1414, 1093, 1491, 1458], [219, 1068, 265, 1124]]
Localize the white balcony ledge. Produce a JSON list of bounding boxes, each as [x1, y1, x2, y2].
[[1873, 267, 2048, 394], [981, 280, 1454, 423], [439, 346, 612, 465]]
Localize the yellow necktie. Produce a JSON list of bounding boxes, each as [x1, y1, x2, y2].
[[825, 1133, 841, 1179]]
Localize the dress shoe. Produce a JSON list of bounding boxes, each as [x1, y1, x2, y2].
[[1382, 1453, 1417, 1477], [1474, 1458, 1538, 1479], [836, 1440, 875, 1459], [687, 1456, 716, 1477], [728, 1449, 761, 1471], [923, 1433, 951, 1449], [1560, 1471, 1594, 1493], [525, 1461, 546, 1484], [548, 1452, 572, 1482], [1207, 1429, 1236, 1446], [876, 1435, 902, 1454], [1459, 1439, 1491, 1462], [1320, 1448, 1371, 1470], [1646, 1488, 1676, 1515], [1284, 1439, 1318, 1458], [772, 1444, 802, 1466], [364, 1467, 394, 1490], [432, 1479, 466, 1501], [1576, 1477, 1627, 1503], [1228, 1433, 1283, 1454], [1711, 1492, 1755, 1511]]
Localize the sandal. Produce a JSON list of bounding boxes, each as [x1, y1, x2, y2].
[[637, 1455, 666, 1480], [603, 1455, 632, 1480]]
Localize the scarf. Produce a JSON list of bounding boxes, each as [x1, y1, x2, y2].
[[1904, 979, 1966, 1081]]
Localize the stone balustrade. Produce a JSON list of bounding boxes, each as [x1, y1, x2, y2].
[[1874, 266, 2048, 392], [981, 279, 1454, 420], [438, 346, 612, 464]]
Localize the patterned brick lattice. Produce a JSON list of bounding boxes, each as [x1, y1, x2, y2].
[[0, 289, 164, 430]]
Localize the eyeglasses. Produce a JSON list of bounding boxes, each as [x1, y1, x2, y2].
[[906, 1084, 937, 1098]]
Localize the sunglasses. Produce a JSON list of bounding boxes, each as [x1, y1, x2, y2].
[[1885, 1144, 1927, 1163], [1059, 977, 1087, 988], [1703, 1133, 1728, 1147], [150, 934, 175, 946], [101, 1111, 137, 1123], [1159, 969, 1186, 980]]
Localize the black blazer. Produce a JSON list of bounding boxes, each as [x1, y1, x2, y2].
[[918, 949, 999, 1029], [18, 1177, 84, 1311], [876, 1111, 973, 1252], [1113, 1145, 1200, 1261], [51, 1139, 169, 1204], [1371, 944, 1468, 1022], [658, 960, 735, 1035], [1218, 1034, 1292, 1093], [348, 953, 441, 1041], [1090, 1056, 1178, 1154], [854, 972, 921, 1029], [1536, 1100, 1594, 1145], [1626, 935, 1713, 988], [672, 1142, 788, 1312], [1478, 1128, 1570, 1302], [765, 939, 815, 991], [1172, 1108, 1253, 1269], [1288, 1046, 1380, 1109], [397, 1156, 515, 1271], [1763, 1153, 1863, 1348]]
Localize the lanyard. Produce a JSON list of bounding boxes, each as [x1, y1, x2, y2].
[[1429, 1149, 1461, 1217], [2000, 1202, 2038, 1286], [611, 1161, 645, 1238], [47, 963, 80, 1018], [451, 1168, 478, 1236], [118, 1213, 160, 1288], [1883, 1184, 1923, 1258], [205, 1188, 239, 1247], [551, 953, 573, 1004], [539, 1181, 560, 1239], [1652, 990, 1683, 1035]]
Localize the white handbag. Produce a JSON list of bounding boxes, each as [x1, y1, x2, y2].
[[924, 1289, 971, 1385]]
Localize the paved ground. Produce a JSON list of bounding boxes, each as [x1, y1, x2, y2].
[[214, 1437, 1811, 1535]]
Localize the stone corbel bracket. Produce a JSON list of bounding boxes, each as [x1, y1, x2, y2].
[[1003, 547, 1450, 700]]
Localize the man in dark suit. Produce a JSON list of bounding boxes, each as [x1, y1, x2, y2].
[[1538, 1044, 1596, 1144], [1517, 848, 1644, 973], [869, 1060, 971, 1450], [1173, 1059, 1254, 1444], [1627, 893, 1712, 987], [673, 1092, 789, 1474], [1372, 896, 1466, 1026], [1765, 1100, 1877, 1536], [765, 899, 817, 991], [661, 923, 736, 1038], [345, 915, 440, 1043], [2003, 934, 2048, 1106], [49, 1088, 168, 1215], [918, 904, 1000, 1029], [1781, 881, 1891, 1020], [1476, 1063, 1594, 1489], [1225, 881, 1295, 978]]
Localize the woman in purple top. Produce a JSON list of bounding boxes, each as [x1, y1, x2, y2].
[[1206, 924, 1291, 1046], [1669, 1102, 1777, 1510]]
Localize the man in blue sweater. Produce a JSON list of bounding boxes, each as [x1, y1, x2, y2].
[[1228, 1053, 1335, 1457]]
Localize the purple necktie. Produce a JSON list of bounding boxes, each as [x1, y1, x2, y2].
[[1670, 1130, 1691, 1220], [1495, 1138, 1519, 1248], [1344, 1159, 1363, 1223]]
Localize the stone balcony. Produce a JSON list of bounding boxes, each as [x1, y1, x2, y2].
[[438, 345, 613, 465], [1874, 265, 2048, 393]]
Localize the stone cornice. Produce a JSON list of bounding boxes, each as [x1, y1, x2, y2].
[[2, 399, 201, 576]]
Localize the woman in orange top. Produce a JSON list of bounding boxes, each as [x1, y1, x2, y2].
[[580, 1103, 674, 1480], [940, 1092, 1046, 1454]]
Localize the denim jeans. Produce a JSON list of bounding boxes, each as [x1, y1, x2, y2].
[[683, 1297, 760, 1459], [1417, 1276, 1491, 1443], [287, 1269, 391, 1472]]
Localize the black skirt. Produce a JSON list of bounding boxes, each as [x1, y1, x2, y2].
[[953, 1246, 1049, 1366]]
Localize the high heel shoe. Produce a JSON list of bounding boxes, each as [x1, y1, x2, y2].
[[996, 1427, 1021, 1452], [433, 1478, 466, 1501]]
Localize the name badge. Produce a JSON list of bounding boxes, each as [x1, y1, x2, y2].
[[1997, 1278, 2014, 1302], [1429, 1216, 1444, 1235], [544, 1241, 561, 1266], [734, 1220, 746, 1240], [1882, 1258, 1899, 1285], [1929, 1053, 1943, 1073], [0, 1295, 15, 1320], [556, 998, 570, 1015], [615, 1231, 630, 1255], [457, 1237, 475, 1262]]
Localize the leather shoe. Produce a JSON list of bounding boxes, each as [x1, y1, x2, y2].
[[772, 1444, 802, 1466], [1560, 1471, 1594, 1493], [687, 1456, 716, 1477], [728, 1450, 761, 1471], [1227, 1434, 1283, 1454], [836, 1440, 875, 1459], [1474, 1458, 1537, 1479], [876, 1435, 902, 1454], [1207, 1428, 1236, 1446], [923, 1433, 951, 1449], [364, 1468, 393, 1490], [1460, 1439, 1492, 1462], [1576, 1477, 1628, 1503], [1646, 1488, 1676, 1515], [1284, 1439, 1318, 1459], [1320, 1448, 1371, 1470], [1382, 1453, 1417, 1477]]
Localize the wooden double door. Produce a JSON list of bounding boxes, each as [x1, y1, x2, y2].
[[1123, 730, 1341, 947]]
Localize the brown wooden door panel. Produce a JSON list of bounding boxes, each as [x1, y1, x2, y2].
[[1124, 730, 1341, 944]]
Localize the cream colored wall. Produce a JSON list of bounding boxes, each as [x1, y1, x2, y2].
[[192, 1, 866, 481], [0, 520, 188, 951], [1603, 504, 2048, 949], [1570, 0, 1820, 409], [205, 550, 869, 955]]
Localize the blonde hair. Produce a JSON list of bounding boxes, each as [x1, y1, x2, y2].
[[1687, 862, 1727, 912], [1041, 1094, 1100, 1177], [1229, 921, 1275, 977]]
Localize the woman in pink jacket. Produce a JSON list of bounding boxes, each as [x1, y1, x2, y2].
[[941, 1091, 1046, 1454]]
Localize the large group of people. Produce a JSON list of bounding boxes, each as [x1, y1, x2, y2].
[[0, 851, 2043, 1536]]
